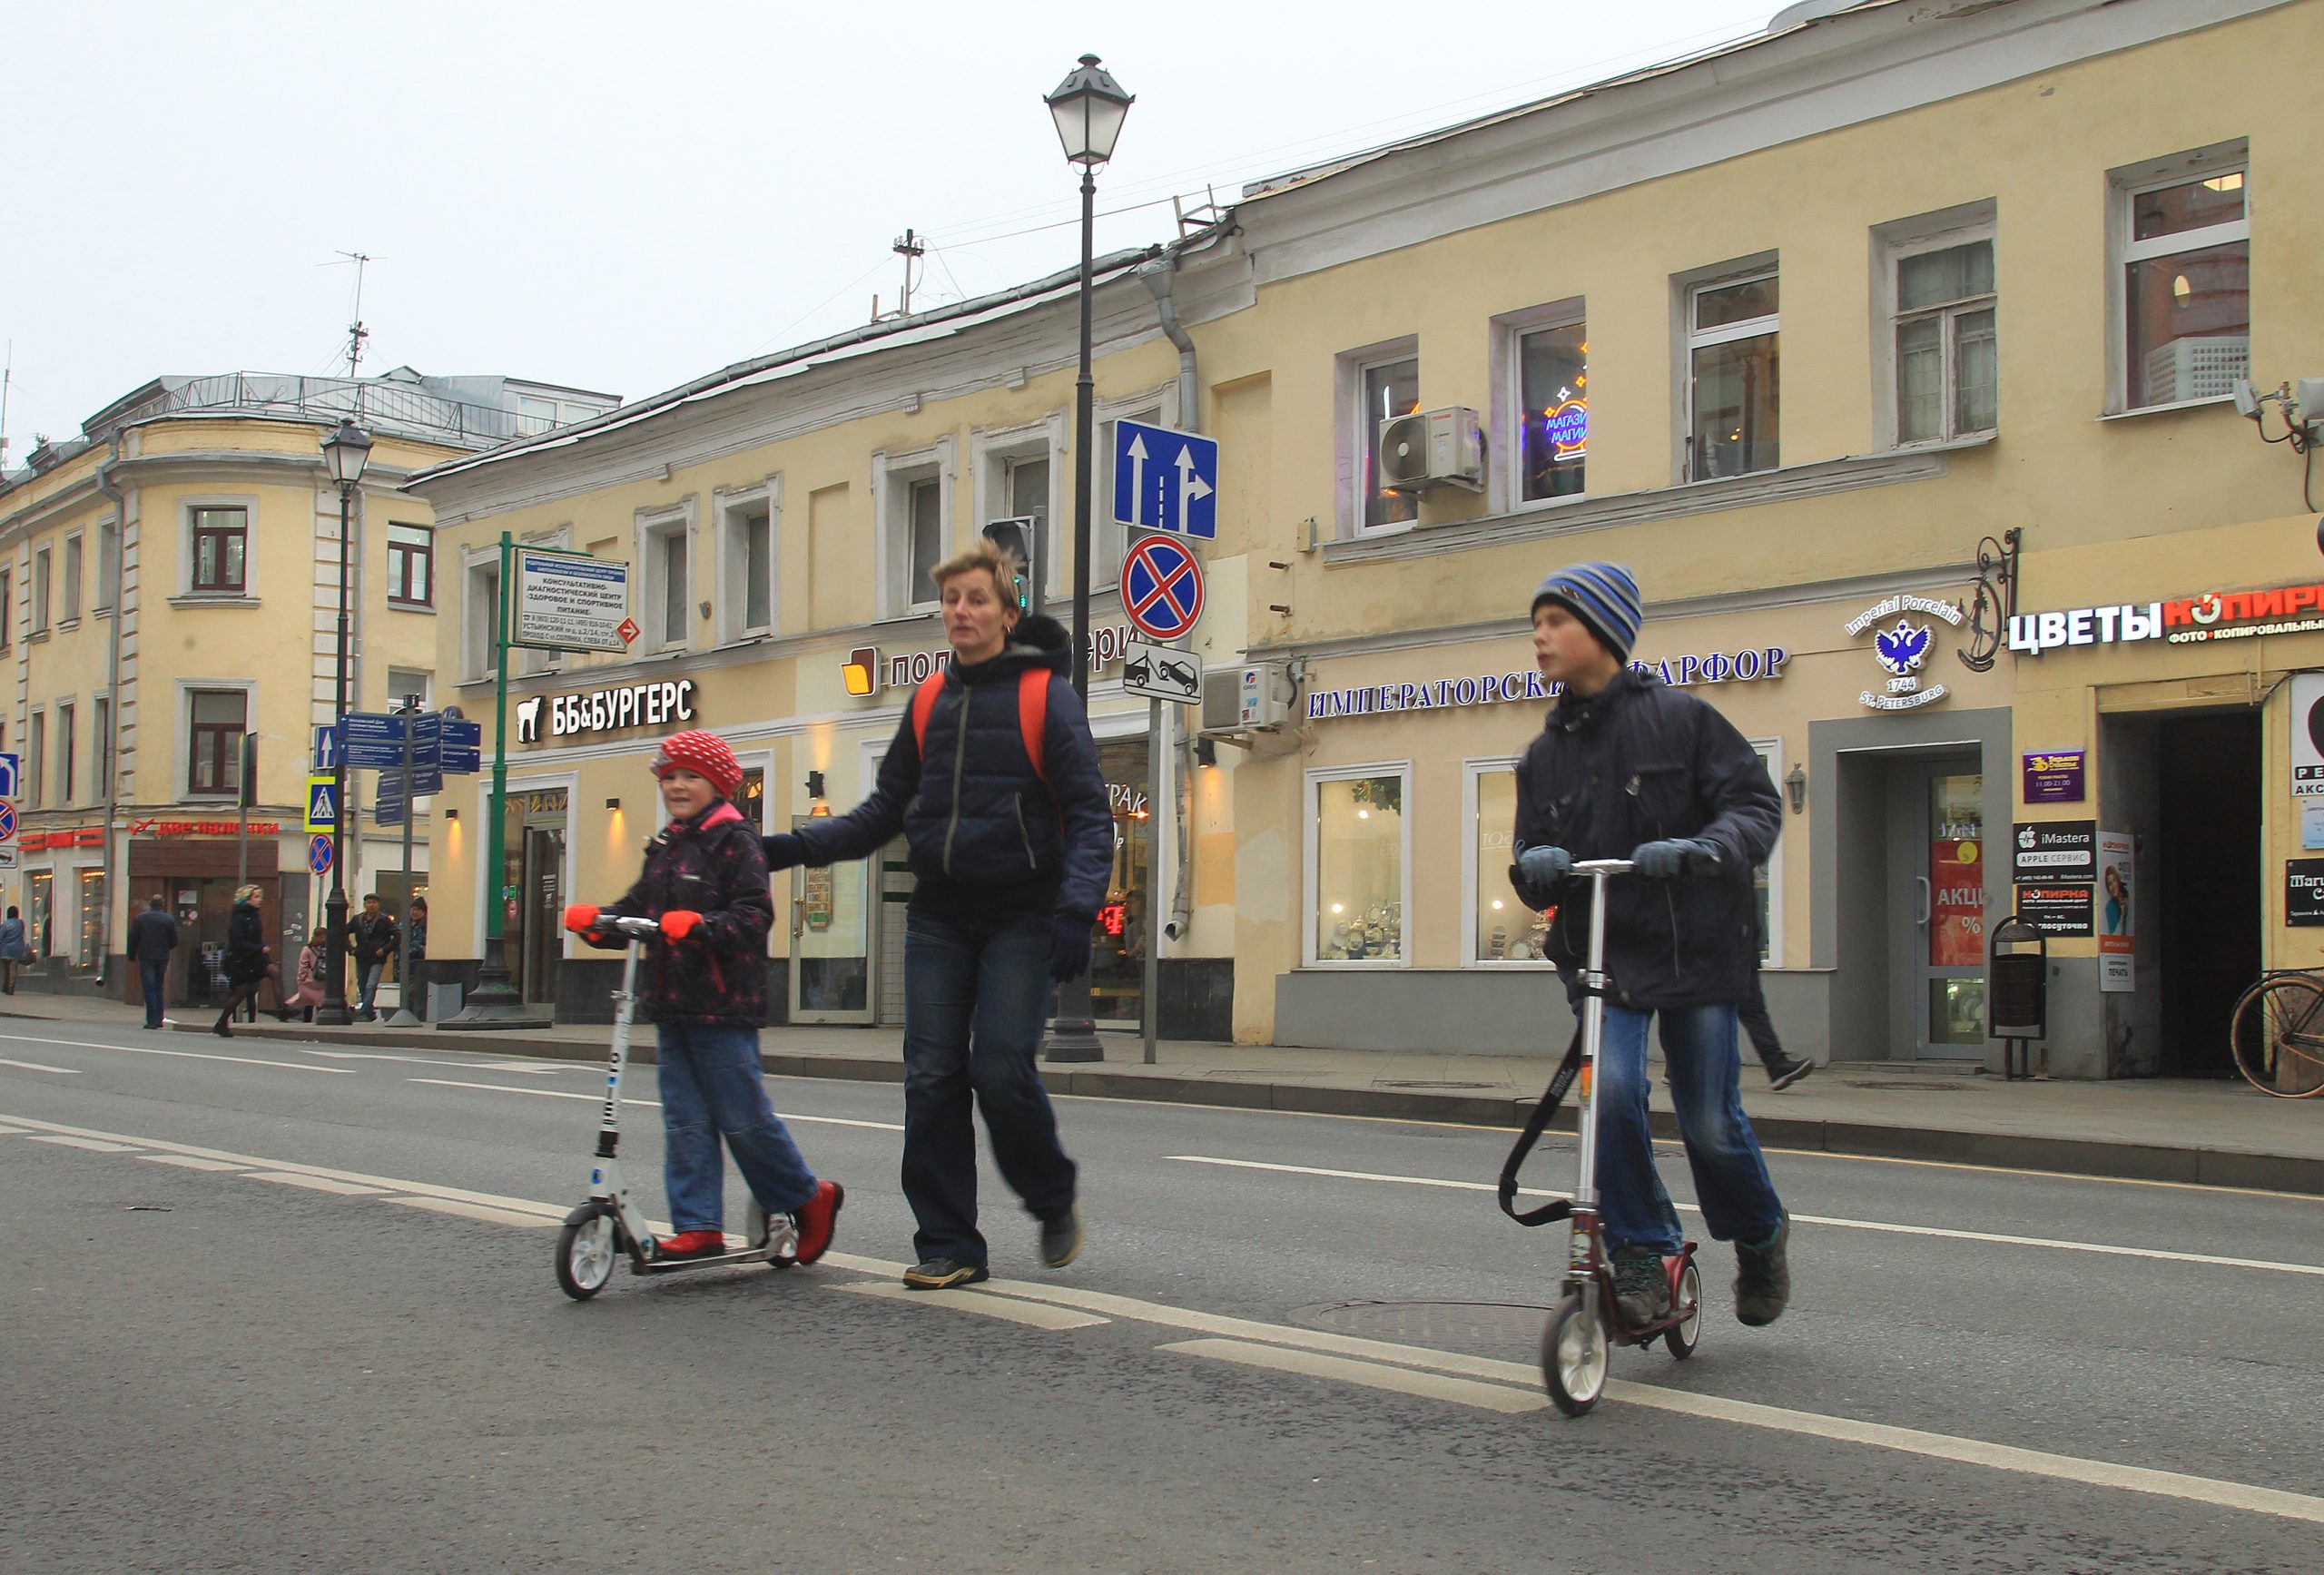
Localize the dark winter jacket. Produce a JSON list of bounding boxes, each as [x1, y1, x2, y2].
[[790, 615, 1113, 922], [350, 911, 399, 966], [224, 904, 271, 986], [1511, 668, 1782, 1009], [127, 908, 180, 962], [596, 799, 773, 1027]]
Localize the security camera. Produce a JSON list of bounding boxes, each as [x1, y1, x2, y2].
[[2231, 378, 2261, 419]]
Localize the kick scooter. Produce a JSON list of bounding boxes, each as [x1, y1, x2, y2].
[[1498, 859, 1702, 1416], [555, 914, 799, 1299]]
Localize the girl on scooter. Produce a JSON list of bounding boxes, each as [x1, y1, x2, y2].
[[563, 729, 843, 1265]]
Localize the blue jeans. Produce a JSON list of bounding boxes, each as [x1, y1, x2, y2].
[[358, 960, 386, 1014], [1594, 1003, 1784, 1255], [138, 959, 168, 1027], [900, 911, 1078, 1266], [655, 1023, 818, 1234]]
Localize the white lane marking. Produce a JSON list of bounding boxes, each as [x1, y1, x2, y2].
[[388, 1196, 558, 1229], [138, 1155, 247, 1172], [15, 1108, 2323, 1529], [306, 1049, 562, 1073], [247, 1171, 389, 1196], [1162, 1338, 1544, 1415], [0, 1031, 353, 1076], [829, 1281, 1109, 1330], [0, 1123, 30, 1133], [26, 1134, 140, 1152], [405, 1078, 905, 1129], [0, 1057, 80, 1075], [1166, 1155, 2324, 1279]]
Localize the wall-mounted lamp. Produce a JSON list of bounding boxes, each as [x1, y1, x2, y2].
[[605, 797, 621, 811], [443, 808, 459, 822], [805, 770, 826, 800], [1786, 763, 1807, 815], [1195, 736, 1216, 768]]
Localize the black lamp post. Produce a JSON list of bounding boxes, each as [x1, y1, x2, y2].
[[1040, 53, 1132, 1063], [314, 418, 370, 1026]]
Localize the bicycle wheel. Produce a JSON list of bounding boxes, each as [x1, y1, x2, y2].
[[2229, 975, 2324, 1098]]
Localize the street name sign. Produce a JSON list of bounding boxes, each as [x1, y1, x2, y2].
[[1122, 639, 1202, 704], [513, 547, 632, 654], [442, 717, 481, 775], [1112, 419, 1218, 540], [339, 713, 407, 770]]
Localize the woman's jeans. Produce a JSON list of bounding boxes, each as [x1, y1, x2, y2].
[[1594, 1003, 1784, 1255], [655, 1022, 817, 1233], [901, 911, 1078, 1266]]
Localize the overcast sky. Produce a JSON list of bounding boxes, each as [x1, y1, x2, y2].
[[1, 0, 1781, 456]]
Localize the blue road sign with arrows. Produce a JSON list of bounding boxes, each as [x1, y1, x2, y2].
[[1112, 418, 1217, 540], [0, 752, 18, 799], [312, 725, 338, 773]]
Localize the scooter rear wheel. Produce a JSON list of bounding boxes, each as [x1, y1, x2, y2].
[[556, 1208, 619, 1300], [1542, 1290, 1609, 1416], [1664, 1259, 1703, 1361]]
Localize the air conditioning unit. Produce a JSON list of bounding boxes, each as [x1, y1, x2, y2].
[[1378, 405, 1484, 493], [1200, 662, 1295, 737]]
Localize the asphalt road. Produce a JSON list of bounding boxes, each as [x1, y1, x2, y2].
[[2, 1018, 2319, 1574]]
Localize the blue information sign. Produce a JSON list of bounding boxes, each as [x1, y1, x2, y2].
[[1111, 418, 1218, 540], [442, 718, 481, 775], [339, 713, 407, 770]]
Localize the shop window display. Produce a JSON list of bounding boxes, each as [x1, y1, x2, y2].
[[1472, 765, 1550, 962], [1315, 773, 1405, 962]]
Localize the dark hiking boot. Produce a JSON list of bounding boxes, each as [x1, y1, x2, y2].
[[1766, 1055, 1815, 1091], [791, 1180, 843, 1265], [901, 1257, 990, 1290], [1734, 1216, 1791, 1326], [1039, 1203, 1082, 1269], [1611, 1247, 1671, 1325]]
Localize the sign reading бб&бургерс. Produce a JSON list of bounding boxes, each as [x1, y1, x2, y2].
[[1847, 593, 1965, 712]]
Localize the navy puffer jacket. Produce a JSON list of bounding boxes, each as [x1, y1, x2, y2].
[[595, 799, 773, 1026], [792, 615, 1112, 921]]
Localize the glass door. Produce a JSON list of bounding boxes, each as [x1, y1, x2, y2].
[[1919, 771, 1988, 1058], [789, 816, 872, 1023], [521, 824, 566, 1005]]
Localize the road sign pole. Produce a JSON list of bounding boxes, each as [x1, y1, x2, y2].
[[1143, 697, 1163, 1067], [317, 477, 356, 1027], [387, 695, 422, 1027]]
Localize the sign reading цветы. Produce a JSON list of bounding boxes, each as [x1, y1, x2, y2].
[[513, 548, 632, 655]]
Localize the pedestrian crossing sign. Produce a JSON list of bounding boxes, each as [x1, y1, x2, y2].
[[306, 775, 339, 833]]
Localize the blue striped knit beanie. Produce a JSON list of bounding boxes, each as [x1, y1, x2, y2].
[[1530, 561, 1643, 661]]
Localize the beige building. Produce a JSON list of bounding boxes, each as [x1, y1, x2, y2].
[[0, 369, 614, 1007], [414, 0, 2323, 1078]]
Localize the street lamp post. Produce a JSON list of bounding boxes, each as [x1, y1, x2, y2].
[[314, 418, 371, 1028], [1040, 53, 1133, 1064]]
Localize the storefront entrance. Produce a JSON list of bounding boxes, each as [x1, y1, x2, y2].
[[789, 815, 873, 1023], [1908, 765, 1989, 1058], [501, 789, 568, 1006], [2156, 711, 2260, 1077]]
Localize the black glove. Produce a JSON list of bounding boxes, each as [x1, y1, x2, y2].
[[763, 833, 808, 871], [1630, 838, 1723, 880], [1049, 913, 1093, 984]]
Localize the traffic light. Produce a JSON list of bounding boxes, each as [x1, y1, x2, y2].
[[982, 517, 1041, 615]]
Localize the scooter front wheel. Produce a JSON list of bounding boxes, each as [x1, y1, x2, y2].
[[1542, 1289, 1609, 1416], [556, 1207, 620, 1300], [1664, 1258, 1704, 1361]]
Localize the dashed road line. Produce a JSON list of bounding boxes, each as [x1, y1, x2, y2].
[[247, 1171, 389, 1196], [138, 1155, 246, 1172], [26, 1134, 139, 1153], [0, 1057, 80, 1074], [1161, 1338, 1546, 1414], [388, 1196, 558, 1229], [406, 1077, 904, 1129], [829, 1281, 1110, 1330], [0, 1032, 353, 1076]]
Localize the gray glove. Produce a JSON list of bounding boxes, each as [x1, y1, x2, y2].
[[1630, 838, 1722, 880], [1517, 845, 1573, 888]]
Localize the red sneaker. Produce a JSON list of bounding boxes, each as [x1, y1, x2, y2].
[[792, 1179, 844, 1265], [655, 1229, 726, 1259]]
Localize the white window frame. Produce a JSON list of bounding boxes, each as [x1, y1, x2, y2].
[[55, 698, 74, 804], [176, 678, 256, 802], [1679, 258, 1780, 483], [92, 691, 112, 804], [386, 667, 433, 713], [1461, 756, 1553, 970], [178, 493, 261, 599], [635, 503, 695, 655], [872, 438, 955, 619], [1335, 339, 1422, 541], [2106, 140, 2250, 415], [25, 706, 44, 809], [460, 545, 501, 683], [970, 415, 1067, 607], [31, 546, 51, 635], [385, 522, 435, 608], [1874, 204, 1997, 448], [94, 518, 118, 614], [60, 532, 83, 626], [1303, 760, 1414, 970], [1749, 736, 1785, 968], [714, 477, 782, 645], [1491, 298, 1589, 514]]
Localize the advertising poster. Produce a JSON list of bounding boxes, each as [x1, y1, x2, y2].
[[2015, 883, 2094, 938], [2294, 673, 2324, 797], [2013, 821, 2097, 882], [1929, 836, 1985, 967], [2098, 831, 2134, 993], [2288, 860, 2324, 927], [2022, 751, 2086, 804]]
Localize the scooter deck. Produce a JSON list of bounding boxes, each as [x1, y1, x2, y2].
[[633, 1245, 790, 1275]]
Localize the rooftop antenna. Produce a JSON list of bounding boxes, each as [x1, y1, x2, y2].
[[872, 229, 927, 321], [338, 251, 375, 376]]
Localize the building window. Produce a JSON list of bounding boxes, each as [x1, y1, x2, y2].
[[1353, 352, 1422, 531], [188, 689, 248, 797], [94, 695, 111, 801], [464, 555, 500, 680], [1465, 761, 1551, 966], [78, 870, 106, 968], [387, 667, 433, 713], [387, 524, 434, 606], [1305, 765, 1412, 966], [2116, 151, 2249, 409], [56, 701, 74, 803], [1, 566, 13, 648], [95, 521, 117, 613], [26, 710, 44, 809], [62, 535, 82, 623], [1687, 269, 1779, 480], [718, 493, 776, 641], [26, 871, 50, 959], [739, 765, 766, 834], [906, 477, 944, 603], [32, 547, 50, 634], [1886, 227, 1997, 445], [191, 507, 248, 593], [516, 395, 557, 436], [641, 518, 690, 651], [1516, 320, 1588, 502], [1004, 451, 1052, 605]]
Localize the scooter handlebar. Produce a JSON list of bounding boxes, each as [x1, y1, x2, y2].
[[596, 915, 663, 940], [1570, 858, 1635, 877]]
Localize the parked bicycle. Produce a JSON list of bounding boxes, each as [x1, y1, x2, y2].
[[2227, 960, 2324, 1098]]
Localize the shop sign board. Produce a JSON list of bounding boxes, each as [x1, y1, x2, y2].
[[2014, 883, 2094, 937], [518, 679, 696, 743], [2098, 831, 2134, 992], [2011, 576, 2324, 657], [2013, 820, 2096, 881], [512, 547, 633, 654], [1846, 593, 1965, 713], [845, 627, 1135, 700], [2022, 751, 2086, 804], [1306, 646, 1788, 723], [2292, 674, 2324, 797], [2288, 859, 2324, 926]]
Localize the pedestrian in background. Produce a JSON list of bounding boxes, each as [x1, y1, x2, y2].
[[1740, 911, 1813, 1089], [350, 893, 399, 1022], [126, 895, 180, 1030], [292, 930, 329, 1021], [766, 539, 1108, 1290], [405, 897, 428, 1019], [213, 886, 294, 1037], [0, 905, 29, 994]]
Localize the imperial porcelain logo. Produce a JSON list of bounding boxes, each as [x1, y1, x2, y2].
[[1846, 593, 1964, 713]]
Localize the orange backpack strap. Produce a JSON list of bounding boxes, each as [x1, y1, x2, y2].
[[1019, 669, 1049, 786], [910, 672, 947, 760]]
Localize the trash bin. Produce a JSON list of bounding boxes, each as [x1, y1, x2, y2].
[[428, 980, 465, 1020], [1989, 915, 2046, 1078]]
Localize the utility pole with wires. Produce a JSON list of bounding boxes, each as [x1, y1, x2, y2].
[[337, 251, 375, 376], [871, 228, 927, 322]]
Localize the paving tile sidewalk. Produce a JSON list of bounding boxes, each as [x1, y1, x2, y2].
[[6, 990, 2319, 1195]]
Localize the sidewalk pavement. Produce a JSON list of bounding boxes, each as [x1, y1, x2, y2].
[[9, 991, 2319, 1196]]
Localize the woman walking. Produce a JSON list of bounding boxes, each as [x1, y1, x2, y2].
[[213, 886, 294, 1037]]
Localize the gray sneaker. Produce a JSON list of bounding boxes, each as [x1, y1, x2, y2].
[[1610, 1247, 1670, 1325], [1734, 1215, 1791, 1326], [1039, 1203, 1082, 1268]]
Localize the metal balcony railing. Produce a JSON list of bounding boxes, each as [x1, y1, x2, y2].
[[89, 374, 547, 450]]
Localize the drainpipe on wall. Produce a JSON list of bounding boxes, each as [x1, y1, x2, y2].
[[93, 440, 127, 988], [1137, 248, 1202, 946]]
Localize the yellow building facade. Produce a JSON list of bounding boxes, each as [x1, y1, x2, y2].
[[414, 0, 2322, 1077]]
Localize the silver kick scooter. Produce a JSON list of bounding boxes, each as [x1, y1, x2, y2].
[[556, 914, 799, 1299]]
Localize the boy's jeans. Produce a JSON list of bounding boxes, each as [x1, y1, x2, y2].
[[900, 911, 1078, 1267], [1593, 1003, 1784, 1255], [656, 1022, 818, 1233]]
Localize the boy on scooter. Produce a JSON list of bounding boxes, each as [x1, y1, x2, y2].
[[1509, 563, 1792, 1328], [564, 729, 843, 1265]]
